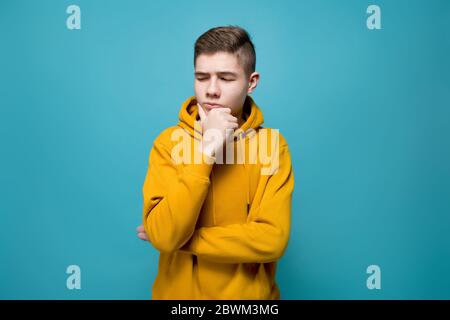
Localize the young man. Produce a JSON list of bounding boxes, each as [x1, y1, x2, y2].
[[137, 26, 295, 299]]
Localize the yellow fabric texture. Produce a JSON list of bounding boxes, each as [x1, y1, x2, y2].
[[142, 96, 295, 299]]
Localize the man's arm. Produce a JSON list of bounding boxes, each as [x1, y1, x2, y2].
[[179, 144, 294, 264], [142, 133, 214, 253], [143, 106, 238, 253]]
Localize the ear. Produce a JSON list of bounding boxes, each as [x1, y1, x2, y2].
[[247, 72, 260, 94]]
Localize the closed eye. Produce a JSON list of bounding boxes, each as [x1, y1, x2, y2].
[[195, 77, 234, 81]]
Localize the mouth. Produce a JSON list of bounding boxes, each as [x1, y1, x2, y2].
[[204, 103, 223, 110]]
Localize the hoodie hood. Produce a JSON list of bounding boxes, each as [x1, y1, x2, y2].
[[177, 95, 264, 143]]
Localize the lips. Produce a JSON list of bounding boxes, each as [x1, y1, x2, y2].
[[204, 103, 223, 110]]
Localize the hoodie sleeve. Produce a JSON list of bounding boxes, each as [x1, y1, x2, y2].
[[142, 131, 215, 253], [179, 143, 294, 264]]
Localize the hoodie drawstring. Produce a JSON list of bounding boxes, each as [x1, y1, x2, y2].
[[239, 131, 251, 214]]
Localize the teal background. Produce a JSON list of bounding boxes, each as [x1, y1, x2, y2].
[[1, 0, 449, 299]]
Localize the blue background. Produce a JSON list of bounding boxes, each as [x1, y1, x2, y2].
[[1, 0, 449, 299]]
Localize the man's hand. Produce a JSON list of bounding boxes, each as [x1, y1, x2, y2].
[[136, 225, 149, 241], [197, 103, 238, 157]]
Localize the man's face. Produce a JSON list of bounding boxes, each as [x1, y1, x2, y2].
[[194, 51, 257, 118]]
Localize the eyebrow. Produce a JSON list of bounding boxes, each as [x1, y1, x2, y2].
[[195, 71, 238, 77]]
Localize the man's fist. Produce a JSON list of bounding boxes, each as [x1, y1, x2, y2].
[[197, 103, 238, 157]]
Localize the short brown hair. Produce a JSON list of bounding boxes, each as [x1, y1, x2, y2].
[[194, 26, 256, 77]]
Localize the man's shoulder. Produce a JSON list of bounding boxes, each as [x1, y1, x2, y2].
[[152, 125, 187, 148]]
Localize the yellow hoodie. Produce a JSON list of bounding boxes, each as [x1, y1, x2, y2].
[[142, 96, 294, 299]]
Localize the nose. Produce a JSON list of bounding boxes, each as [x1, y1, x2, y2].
[[206, 79, 220, 98]]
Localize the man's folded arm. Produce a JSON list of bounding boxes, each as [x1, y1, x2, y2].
[[142, 138, 214, 253], [179, 145, 294, 263]]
